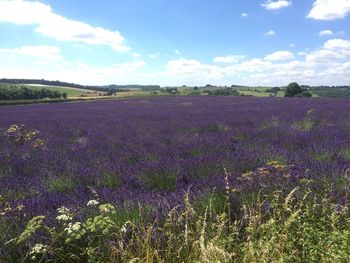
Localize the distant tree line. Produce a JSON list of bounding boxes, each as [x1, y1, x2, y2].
[[0, 79, 161, 92], [310, 86, 350, 98], [162, 87, 179, 94], [207, 88, 240, 96], [0, 85, 67, 100]]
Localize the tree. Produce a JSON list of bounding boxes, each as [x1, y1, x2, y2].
[[285, 82, 303, 97], [295, 91, 312, 97]]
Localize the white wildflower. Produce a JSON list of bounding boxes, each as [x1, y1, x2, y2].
[[65, 222, 82, 234], [87, 200, 99, 207], [57, 206, 70, 214], [120, 225, 127, 234], [56, 214, 72, 221], [29, 243, 48, 259], [72, 222, 82, 232]]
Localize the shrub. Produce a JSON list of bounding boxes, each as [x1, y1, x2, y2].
[[285, 82, 312, 97]]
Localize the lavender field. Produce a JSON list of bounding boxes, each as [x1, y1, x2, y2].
[[2, 96, 350, 262]]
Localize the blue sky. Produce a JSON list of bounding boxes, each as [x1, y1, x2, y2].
[[0, 0, 350, 86]]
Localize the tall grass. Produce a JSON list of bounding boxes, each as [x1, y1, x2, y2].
[[2, 168, 350, 262]]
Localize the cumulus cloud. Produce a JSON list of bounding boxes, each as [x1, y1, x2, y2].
[[241, 13, 248, 17], [319, 30, 334, 36], [307, 0, 350, 20], [213, 55, 245, 63], [132, 52, 142, 58], [265, 30, 276, 36], [306, 49, 344, 63], [0, 60, 146, 85], [324, 38, 350, 50], [238, 59, 273, 72], [166, 58, 219, 77], [0, 45, 62, 61], [261, 0, 292, 10], [264, 51, 295, 61], [149, 52, 160, 59], [160, 38, 350, 85], [305, 38, 350, 63], [1, 38, 350, 86], [0, 0, 129, 51]]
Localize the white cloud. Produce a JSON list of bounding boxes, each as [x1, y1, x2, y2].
[[0, 45, 62, 61], [323, 38, 350, 49], [158, 38, 350, 86], [261, 0, 292, 10], [238, 59, 273, 72], [0, 60, 146, 85], [149, 52, 160, 59], [265, 30, 276, 36], [132, 52, 142, 58], [1, 38, 350, 87], [175, 49, 181, 55], [264, 51, 295, 61], [289, 43, 295, 47], [241, 13, 248, 17], [307, 0, 350, 20], [213, 55, 245, 63], [306, 49, 344, 63], [0, 0, 129, 51], [303, 39, 350, 64], [319, 30, 334, 36], [167, 59, 212, 75]]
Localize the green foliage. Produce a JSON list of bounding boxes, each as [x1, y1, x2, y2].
[[240, 189, 350, 262], [293, 118, 314, 131], [341, 148, 350, 160], [312, 151, 333, 162], [199, 123, 230, 133], [99, 171, 119, 189], [163, 87, 179, 94], [285, 82, 312, 98], [142, 168, 178, 191], [266, 87, 281, 93], [312, 86, 350, 98], [4, 160, 350, 262], [0, 98, 71, 106], [15, 216, 46, 244], [207, 88, 240, 96], [295, 90, 313, 97], [46, 176, 74, 193], [292, 110, 316, 132], [285, 82, 303, 97], [0, 84, 67, 100], [7, 180, 350, 262]]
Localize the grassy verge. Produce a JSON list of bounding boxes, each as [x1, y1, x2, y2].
[[0, 98, 73, 106], [0, 94, 162, 106], [1, 164, 350, 262]]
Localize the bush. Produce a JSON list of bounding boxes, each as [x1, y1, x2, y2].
[[294, 91, 312, 97], [285, 82, 303, 97], [207, 88, 240, 96], [285, 82, 312, 97]]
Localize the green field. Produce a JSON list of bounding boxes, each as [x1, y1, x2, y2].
[[238, 90, 285, 97], [25, 84, 94, 97]]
